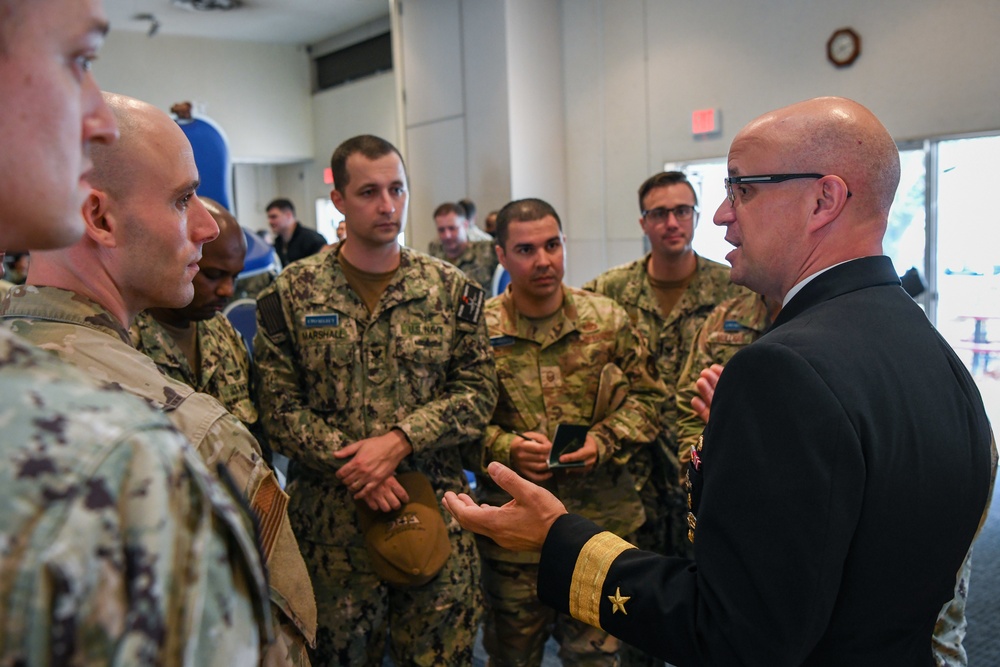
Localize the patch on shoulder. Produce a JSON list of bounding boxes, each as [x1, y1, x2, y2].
[[457, 283, 485, 324], [257, 291, 288, 344]]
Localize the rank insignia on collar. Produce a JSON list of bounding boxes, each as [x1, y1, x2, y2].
[[608, 587, 630, 615]]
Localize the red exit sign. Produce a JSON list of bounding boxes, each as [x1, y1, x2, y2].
[[692, 108, 720, 136]]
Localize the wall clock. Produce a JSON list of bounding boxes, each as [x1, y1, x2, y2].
[[827, 28, 861, 68]]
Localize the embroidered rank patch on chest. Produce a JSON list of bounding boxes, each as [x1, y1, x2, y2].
[[305, 313, 340, 328], [457, 283, 485, 324], [540, 365, 563, 388]]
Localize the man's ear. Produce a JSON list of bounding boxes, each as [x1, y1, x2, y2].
[[495, 243, 507, 270], [809, 175, 850, 231], [331, 188, 345, 215], [81, 190, 118, 248]]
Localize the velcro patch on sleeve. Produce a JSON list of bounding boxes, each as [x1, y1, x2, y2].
[[457, 283, 486, 324], [257, 291, 289, 344]]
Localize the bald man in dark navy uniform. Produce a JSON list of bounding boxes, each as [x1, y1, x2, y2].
[[444, 97, 995, 667]]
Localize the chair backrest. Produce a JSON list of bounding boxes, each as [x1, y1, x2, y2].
[[491, 263, 511, 297], [223, 298, 258, 354]]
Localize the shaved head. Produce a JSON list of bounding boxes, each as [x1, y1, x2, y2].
[[736, 97, 900, 219], [28, 91, 217, 325], [203, 197, 246, 253], [714, 97, 899, 301], [87, 93, 154, 199]]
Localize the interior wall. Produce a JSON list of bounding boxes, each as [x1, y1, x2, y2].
[[233, 164, 278, 234], [505, 0, 567, 218], [562, 0, 1000, 285], [398, 0, 468, 253], [96, 31, 313, 163]]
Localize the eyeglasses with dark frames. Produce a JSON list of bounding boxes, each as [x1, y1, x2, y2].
[[641, 204, 699, 224], [724, 173, 852, 205]]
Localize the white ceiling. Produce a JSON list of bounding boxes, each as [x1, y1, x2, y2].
[[103, 0, 391, 45]]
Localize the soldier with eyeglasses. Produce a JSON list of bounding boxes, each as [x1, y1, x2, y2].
[[583, 172, 750, 645]]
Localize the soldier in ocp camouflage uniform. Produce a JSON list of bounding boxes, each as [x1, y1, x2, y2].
[[473, 198, 666, 666], [254, 135, 497, 666], [429, 238, 499, 290], [584, 172, 751, 569], [428, 201, 500, 290], [674, 292, 777, 477], [1, 93, 317, 666]]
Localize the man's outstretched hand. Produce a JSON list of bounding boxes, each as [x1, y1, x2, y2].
[[443, 462, 568, 553]]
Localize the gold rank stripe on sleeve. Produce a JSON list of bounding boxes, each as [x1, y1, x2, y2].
[[569, 531, 636, 628]]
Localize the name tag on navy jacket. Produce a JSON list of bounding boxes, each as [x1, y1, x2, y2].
[[305, 314, 340, 328]]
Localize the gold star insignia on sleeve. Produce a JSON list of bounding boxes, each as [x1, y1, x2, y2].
[[608, 587, 630, 615]]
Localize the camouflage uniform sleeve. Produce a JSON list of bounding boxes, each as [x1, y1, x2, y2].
[[675, 307, 726, 476], [0, 425, 267, 666], [253, 281, 354, 472], [479, 425, 518, 471], [392, 278, 499, 453], [588, 306, 667, 467]]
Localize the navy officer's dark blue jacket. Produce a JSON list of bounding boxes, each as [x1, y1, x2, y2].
[[538, 255, 994, 667]]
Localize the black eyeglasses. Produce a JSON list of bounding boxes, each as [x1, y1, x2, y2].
[[641, 204, 699, 224], [724, 173, 852, 205]]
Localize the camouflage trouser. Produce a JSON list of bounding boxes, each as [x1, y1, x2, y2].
[[628, 438, 690, 559], [300, 529, 481, 666], [481, 557, 621, 667]]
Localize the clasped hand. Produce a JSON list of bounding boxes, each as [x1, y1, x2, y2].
[[335, 430, 413, 511]]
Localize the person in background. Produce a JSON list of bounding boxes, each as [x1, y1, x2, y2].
[[267, 197, 328, 268], [428, 201, 498, 289], [0, 0, 270, 662], [673, 292, 780, 478], [474, 197, 666, 666], [2, 92, 316, 666], [254, 134, 497, 665], [483, 209, 499, 236], [584, 173, 751, 658], [457, 196, 494, 242], [445, 96, 996, 667]]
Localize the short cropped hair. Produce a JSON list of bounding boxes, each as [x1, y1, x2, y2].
[[433, 202, 466, 220], [330, 135, 406, 195], [495, 198, 562, 250], [458, 198, 476, 220], [637, 171, 698, 211], [266, 198, 295, 215]]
